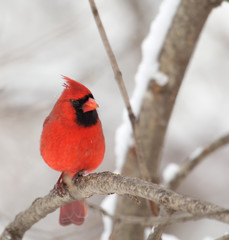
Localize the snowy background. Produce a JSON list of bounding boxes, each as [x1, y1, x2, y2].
[[0, 1, 229, 239]]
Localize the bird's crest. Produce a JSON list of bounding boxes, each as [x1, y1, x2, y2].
[[61, 75, 91, 99]]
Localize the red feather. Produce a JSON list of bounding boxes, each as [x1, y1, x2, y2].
[[40, 77, 105, 226]]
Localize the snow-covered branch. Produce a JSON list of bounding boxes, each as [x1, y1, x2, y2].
[[150, 133, 229, 240], [1, 172, 229, 240], [166, 133, 229, 190]]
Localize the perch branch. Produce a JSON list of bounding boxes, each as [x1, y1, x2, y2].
[[1, 172, 229, 240]]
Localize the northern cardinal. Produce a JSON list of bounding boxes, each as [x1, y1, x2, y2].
[[40, 76, 105, 226]]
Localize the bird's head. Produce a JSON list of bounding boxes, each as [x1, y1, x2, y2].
[[57, 76, 99, 127]]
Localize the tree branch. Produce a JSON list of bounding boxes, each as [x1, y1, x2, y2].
[[215, 234, 229, 240], [147, 133, 229, 239], [87, 0, 151, 183], [1, 172, 229, 240], [146, 0, 225, 238], [167, 133, 229, 190], [88, 0, 135, 126]]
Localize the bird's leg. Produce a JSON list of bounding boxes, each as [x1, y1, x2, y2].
[[54, 170, 85, 197], [72, 170, 86, 184], [54, 172, 66, 197]]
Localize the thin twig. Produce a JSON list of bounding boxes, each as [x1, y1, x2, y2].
[[87, 202, 114, 219], [147, 227, 163, 240], [88, 0, 156, 215], [167, 133, 229, 190], [88, 0, 135, 126], [88, 202, 229, 226], [215, 234, 229, 240], [153, 133, 229, 239]]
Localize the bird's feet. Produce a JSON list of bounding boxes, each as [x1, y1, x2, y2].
[[72, 170, 86, 184], [54, 170, 85, 197], [54, 173, 66, 197]]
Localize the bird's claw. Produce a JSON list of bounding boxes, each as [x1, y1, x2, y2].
[[72, 170, 86, 184], [54, 173, 66, 197]]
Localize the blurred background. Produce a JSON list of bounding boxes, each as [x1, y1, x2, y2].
[[0, 1, 229, 239]]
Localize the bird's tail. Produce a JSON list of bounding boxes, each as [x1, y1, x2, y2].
[[59, 199, 87, 226]]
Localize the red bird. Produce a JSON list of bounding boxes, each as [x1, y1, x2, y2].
[[40, 76, 105, 226]]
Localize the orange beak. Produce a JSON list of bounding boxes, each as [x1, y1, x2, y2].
[[82, 97, 98, 113]]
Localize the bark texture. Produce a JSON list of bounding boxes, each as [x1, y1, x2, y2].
[[1, 172, 229, 240], [112, 0, 225, 239]]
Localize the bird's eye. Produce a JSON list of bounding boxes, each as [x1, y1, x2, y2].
[[70, 99, 80, 109]]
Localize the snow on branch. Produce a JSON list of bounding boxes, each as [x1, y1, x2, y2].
[[1, 171, 229, 240], [149, 133, 229, 240], [115, 0, 180, 171], [166, 133, 229, 190]]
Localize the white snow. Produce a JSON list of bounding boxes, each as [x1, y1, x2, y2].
[[154, 71, 169, 86], [114, 111, 133, 172], [144, 227, 154, 239], [100, 195, 117, 240], [146, 228, 180, 240], [115, 0, 181, 171], [189, 147, 204, 161], [162, 233, 180, 240], [146, 229, 180, 240], [163, 163, 180, 183], [132, 0, 181, 116]]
